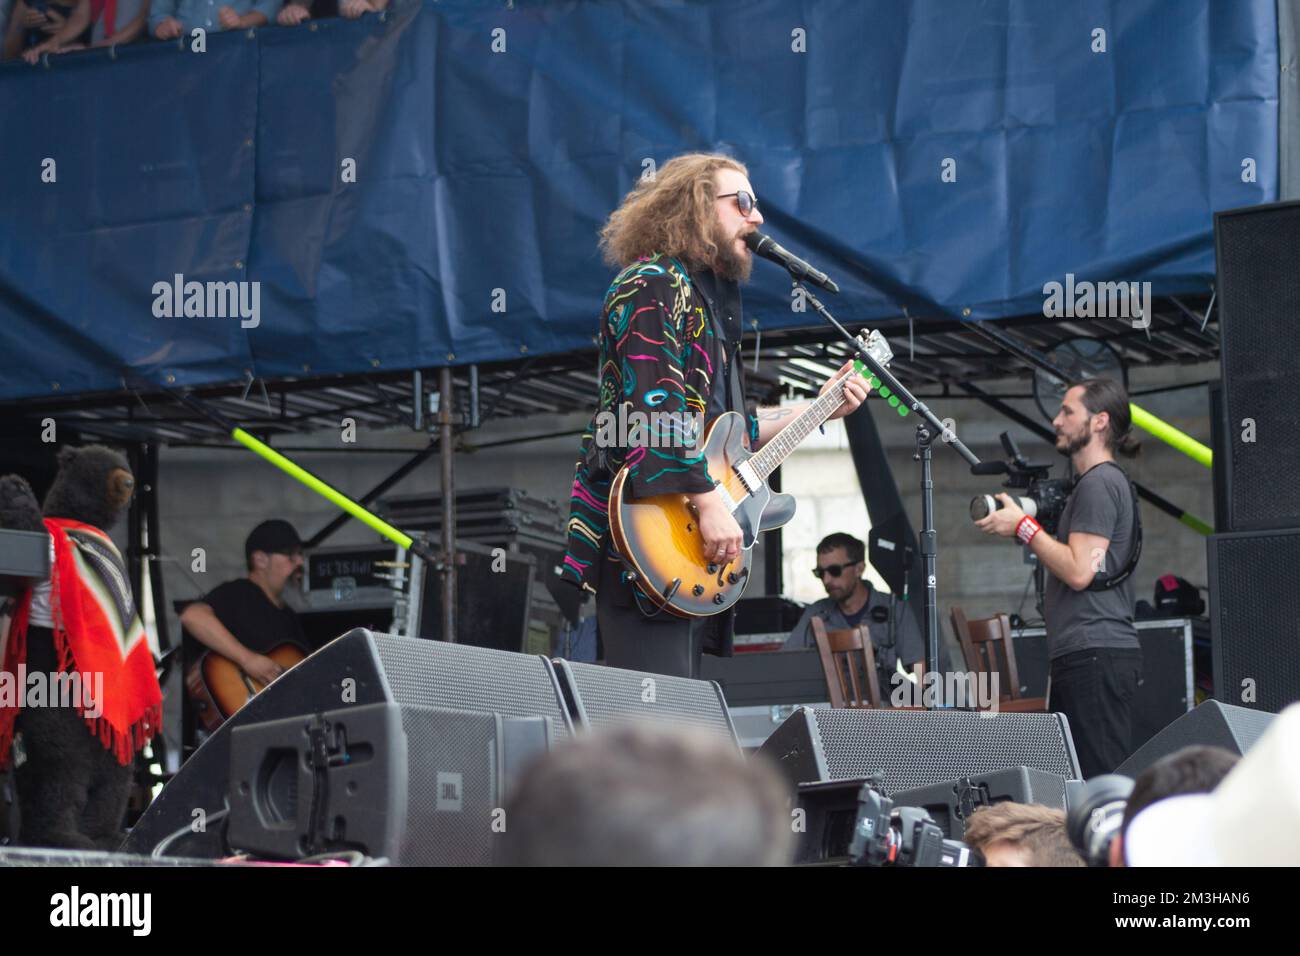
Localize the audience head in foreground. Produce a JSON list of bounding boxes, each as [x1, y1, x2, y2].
[[1109, 744, 1240, 866], [963, 802, 1085, 867], [1123, 703, 1300, 866], [499, 724, 793, 866]]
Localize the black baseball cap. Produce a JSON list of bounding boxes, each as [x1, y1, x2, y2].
[[245, 520, 303, 563]]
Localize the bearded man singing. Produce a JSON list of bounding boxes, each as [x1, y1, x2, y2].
[[561, 153, 867, 677]]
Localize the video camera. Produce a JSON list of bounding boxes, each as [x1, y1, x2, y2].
[[969, 431, 1073, 535], [1065, 775, 1134, 867], [848, 780, 980, 867]]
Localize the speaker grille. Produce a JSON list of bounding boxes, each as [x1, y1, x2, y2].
[[1117, 701, 1275, 776], [558, 660, 737, 748], [1211, 531, 1300, 712], [1216, 201, 1300, 530], [367, 632, 570, 743], [811, 710, 1079, 793], [397, 707, 500, 866]]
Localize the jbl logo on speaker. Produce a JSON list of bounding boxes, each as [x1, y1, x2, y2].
[[436, 772, 464, 812]]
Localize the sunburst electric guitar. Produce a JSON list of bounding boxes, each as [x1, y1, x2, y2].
[[609, 330, 905, 617]]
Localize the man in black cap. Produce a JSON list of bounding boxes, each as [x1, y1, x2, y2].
[[180, 519, 307, 706]]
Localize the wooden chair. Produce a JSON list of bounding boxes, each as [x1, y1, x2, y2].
[[948, 607, 1047, 712], [810, 617, 882, 708]]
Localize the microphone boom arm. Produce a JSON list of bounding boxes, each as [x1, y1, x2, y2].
[[788, 278, 982, 691], [793, 280, 981, 468]]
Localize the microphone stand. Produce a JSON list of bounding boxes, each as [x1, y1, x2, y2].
[[791, 279, 981, 704]]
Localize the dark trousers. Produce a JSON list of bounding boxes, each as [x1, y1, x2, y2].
[[594, 552, 726, 678], [1049, 647, 1143, 779]]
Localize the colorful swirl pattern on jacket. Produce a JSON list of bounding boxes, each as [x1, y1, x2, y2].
[[561, 254, 757, 593]]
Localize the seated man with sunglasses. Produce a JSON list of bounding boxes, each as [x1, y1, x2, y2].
[[781, 532, 926, 700]]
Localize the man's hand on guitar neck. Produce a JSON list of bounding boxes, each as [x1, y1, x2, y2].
[[754, 359, 869, 446], [688, 490, 744, 565], [821, 359, 870, 420]]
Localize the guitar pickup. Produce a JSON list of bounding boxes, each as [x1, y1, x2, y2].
[[734, 461, 761, 493]]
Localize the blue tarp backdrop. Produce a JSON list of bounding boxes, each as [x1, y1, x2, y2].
[[0, 0, 1278, 402]]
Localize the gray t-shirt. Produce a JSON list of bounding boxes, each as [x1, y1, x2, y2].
[[781, 584, 925, 673], [1043, 461, 1140, 659]]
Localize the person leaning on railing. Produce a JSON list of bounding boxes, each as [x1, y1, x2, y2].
[[149, 0, 279, 41]]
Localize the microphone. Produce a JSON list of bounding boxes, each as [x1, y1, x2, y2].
[[970, 461, 1010, 476], [744, 231, 840, 293]]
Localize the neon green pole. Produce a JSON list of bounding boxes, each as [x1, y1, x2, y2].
[[231, 426, 415, 550], [1129, 404, 1212, 469], [1179, 512, 1214, 536]]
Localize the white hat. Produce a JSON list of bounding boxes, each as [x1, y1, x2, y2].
[[1124, 703, 1300, 866]]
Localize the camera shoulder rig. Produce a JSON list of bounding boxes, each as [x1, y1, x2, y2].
[[1079, 461, 1143, 592]]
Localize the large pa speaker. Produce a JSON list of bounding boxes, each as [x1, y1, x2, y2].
[[888, 766, 1070, 839], [415, 540, 535, 651], [552, 659, 738, 749], [226, 702, 553, 865], [1214, 199, 1300, 532], [122, 629, 572, 857], [1114, 700, 1275, 778], [1208, 528, 1300, 712], [758, 708, 1081, 793]]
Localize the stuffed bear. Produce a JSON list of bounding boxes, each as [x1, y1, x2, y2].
[[0, 445, 162, 850]]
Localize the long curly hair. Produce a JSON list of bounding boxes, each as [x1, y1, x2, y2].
[[599, 152, 748, 269]]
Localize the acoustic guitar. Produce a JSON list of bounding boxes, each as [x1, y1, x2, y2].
[[185, 642, 308, 731], [609, 330, 904, 618]]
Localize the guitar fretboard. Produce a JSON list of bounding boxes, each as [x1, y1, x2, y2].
[[750, 376, 855, 480]]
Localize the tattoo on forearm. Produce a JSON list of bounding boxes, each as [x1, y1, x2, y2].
[[757, 407, 795, 421]]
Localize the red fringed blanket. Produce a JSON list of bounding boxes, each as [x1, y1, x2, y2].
[[0, 517, 162, 769]]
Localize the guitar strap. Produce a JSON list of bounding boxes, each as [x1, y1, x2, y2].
[[711, 294, 747, 428]]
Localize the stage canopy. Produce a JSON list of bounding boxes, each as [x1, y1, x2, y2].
[[0, 0, 1278, 404]]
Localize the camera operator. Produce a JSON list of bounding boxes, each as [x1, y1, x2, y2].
[[975, 378, 1141, 777]]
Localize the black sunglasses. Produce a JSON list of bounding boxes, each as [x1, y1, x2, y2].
[[812, 562, 859, 579], [717, 190, 758, 216]]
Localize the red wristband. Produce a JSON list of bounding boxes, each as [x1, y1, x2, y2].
[[1016, 515, 1042, 545]]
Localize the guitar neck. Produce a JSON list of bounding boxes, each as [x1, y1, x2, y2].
[[750, 367, 862, 480]]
